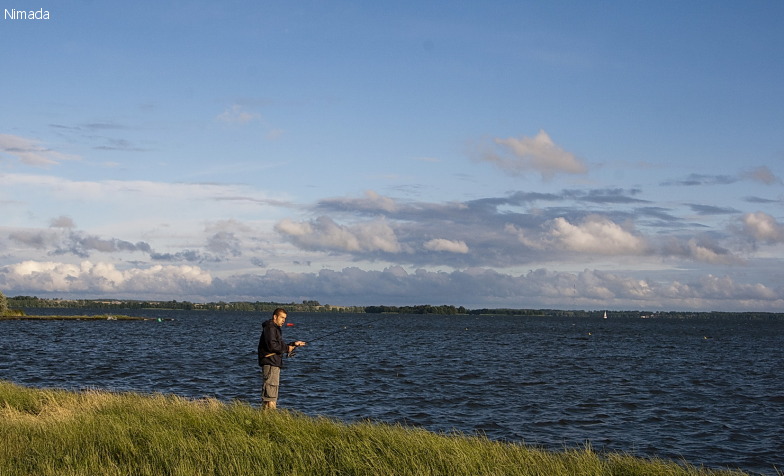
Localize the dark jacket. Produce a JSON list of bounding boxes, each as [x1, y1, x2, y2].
[[258, 318, 289, 368]]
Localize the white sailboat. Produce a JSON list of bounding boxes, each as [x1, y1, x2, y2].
[[603, 311, 607, 319]]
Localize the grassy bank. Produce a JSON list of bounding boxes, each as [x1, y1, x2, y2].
[[0, 382, 747, 476]]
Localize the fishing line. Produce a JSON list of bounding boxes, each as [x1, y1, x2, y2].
[[288, 314, 390, 357]]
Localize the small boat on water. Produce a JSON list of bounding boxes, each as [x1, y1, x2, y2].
[[603, 311, 607, 319]]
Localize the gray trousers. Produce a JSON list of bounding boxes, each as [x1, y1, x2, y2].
[[262, 365, 280, 403]]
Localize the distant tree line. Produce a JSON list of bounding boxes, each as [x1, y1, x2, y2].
[[5, 296, 361, 313], [5, 294, 784, 320], [364, 304, 468, 315]]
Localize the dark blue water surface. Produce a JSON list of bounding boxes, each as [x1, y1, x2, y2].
[[1, 310, 782, 475]]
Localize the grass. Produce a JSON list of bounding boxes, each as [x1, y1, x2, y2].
[[0, 381, 750, 476]]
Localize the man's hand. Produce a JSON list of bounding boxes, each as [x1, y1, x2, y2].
[[287, 341, 307, 353]]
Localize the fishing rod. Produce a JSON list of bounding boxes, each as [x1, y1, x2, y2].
[[287, 313, 390, 357]]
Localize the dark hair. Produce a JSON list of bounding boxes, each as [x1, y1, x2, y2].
[[273, 308, 287, 317]]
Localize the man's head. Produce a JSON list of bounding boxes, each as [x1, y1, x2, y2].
[[272, 308, 287, 326]]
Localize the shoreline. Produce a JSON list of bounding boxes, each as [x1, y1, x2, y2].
[[0, 381, 749, 476], [0, 314, 172, 321]]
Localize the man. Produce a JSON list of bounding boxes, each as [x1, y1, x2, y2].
[[258, 308, 306, 409]]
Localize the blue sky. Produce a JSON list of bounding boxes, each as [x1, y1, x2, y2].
[[2, 1, 783, 311]]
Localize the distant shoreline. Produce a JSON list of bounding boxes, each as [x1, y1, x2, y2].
[[0, 314, 170, 321], [7, 295, 784, 320]]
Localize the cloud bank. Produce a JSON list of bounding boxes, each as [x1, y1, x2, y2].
[[2, 130, 783, 311], [2, 261, 781, 312]]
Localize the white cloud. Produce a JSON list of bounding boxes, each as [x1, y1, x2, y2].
[[685, 239, 737, 264], [547, 215, 647, 254], [693, 274, 778, 300], [0, 134, 79, 167], [275, 216, 402, 254], [275, 219, 313, 237], [0, 260, 212, 294], [484, 130, 588, 180], [740, 211, 784, 243], [423, 238, 469, 254], [658, 236, 739, 265], [362, 190, 399, 213]]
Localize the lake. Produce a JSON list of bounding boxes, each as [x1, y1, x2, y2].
[[1, 309, 782, 475]]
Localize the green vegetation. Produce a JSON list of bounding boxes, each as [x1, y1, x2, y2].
[[6, 296, 356, 313], [0, 289, 8, 316], [0, 313, 164, 321], [7, 294, 784, 320], [0, 382, 748, 476], [365, 304, 468, 314]]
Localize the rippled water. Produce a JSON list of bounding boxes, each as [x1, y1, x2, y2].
[[1, 310, 782, 475]]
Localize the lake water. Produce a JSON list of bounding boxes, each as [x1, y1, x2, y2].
[[1, 310, 782, 475]]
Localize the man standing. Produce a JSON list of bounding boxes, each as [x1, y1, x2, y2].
[[258, 308, 306, 409]]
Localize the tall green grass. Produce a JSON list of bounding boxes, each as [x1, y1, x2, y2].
[[0, 381, 748, 476]]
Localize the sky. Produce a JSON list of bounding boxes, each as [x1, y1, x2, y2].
[[2, 1, 784, 311]]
